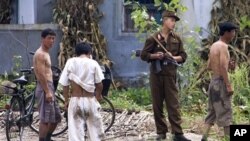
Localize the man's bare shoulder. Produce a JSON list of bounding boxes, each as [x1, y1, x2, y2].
[[210, 41, 227, 51], [34, 48, 48, 61], [217, 40, 227, 47]]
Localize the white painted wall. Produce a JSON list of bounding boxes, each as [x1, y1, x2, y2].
[[18, 0, 35, 24], [180, 0, 215, 38]]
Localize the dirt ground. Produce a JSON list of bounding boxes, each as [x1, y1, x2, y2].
[[0, 110, 218, 141], [0, 129, 209, 141]]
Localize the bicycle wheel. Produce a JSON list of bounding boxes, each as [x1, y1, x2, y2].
[[100, 96, 115, 132], [28, 93, 68, 136], [6, 97, 25, 141]]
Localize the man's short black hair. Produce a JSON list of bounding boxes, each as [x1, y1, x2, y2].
[[41, 28, 56, 38], [219, 22, 238, 36], [75, 42, 92, 56]]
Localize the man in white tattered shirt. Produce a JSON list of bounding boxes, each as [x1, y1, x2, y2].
[[59, 42, 104, 141]]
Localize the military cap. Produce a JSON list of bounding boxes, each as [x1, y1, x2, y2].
[[162, 10, 180, 21]]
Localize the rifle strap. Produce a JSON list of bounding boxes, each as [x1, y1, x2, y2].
[[151, 33, 181, 66], [151, 35, 172, 56]]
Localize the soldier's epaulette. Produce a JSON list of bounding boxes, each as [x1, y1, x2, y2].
[[170, 31, 181, 41]]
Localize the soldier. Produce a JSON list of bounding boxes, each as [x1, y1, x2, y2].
[[201, 22, 237, 141], [140, 10, 190, 141]]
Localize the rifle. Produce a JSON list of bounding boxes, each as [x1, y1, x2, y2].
[[132, 49, 180, 67], [151, 35, 181, 67]]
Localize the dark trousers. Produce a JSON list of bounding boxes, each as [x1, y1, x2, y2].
[[150, 72, 183, 134]]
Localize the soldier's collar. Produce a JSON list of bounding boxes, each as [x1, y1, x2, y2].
[[169, 31, 175, 37], [158, 30, 176, 38]]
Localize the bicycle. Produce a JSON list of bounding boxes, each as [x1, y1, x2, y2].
[[2, 68, 68, 141], [3, 69, 38, 141]]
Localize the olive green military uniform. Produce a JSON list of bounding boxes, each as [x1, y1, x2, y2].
[[140, 31, 187, 135]]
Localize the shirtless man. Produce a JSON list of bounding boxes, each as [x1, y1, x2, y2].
[[59, 42, 104, 141], [201, 22, 237, 141], [33, 28, 61, 141]]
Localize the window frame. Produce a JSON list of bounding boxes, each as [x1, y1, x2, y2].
[[121, 0, 171, 33]]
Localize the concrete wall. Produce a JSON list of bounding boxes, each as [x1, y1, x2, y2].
[[99, 0, 148, 80], [0, 24, 61, 74], [36, 0, 55, 23], [10, 0, 55, 24], [18, 0, 36, 24], [0, 0, 58, 75], [180, 0, 215, 38]]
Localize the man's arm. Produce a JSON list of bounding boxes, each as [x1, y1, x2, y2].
[[219, 45, 233, 95], [174, 36, 187, 63], [58, 60, 71, 109], [62, 85, 70, 110], [34, 53, 53, 101], [141, 35, 165, 61], [95, 82, 103, 101], [141, 37, 155, 61], [172, 56, 183, 62], [94, 62, 104, 101], [207, 58, 211, 70], [219, 46, 230, 85]]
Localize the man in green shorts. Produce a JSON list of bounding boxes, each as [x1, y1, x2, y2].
[[201, 22, 237, 141]]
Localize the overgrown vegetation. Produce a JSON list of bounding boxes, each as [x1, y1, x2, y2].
[[126, 0, 187, 37], [108, 88, 151, 111], [230, 64, 250, 124], [53, 0, 112, 69], [0, 0, 12, 24], [201, 0, 250, 64]]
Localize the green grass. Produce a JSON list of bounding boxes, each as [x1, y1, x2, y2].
[[0, 95, 9, 109], [107, 88, 151, 111]]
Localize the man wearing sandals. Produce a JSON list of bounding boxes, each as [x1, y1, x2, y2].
[[59, 42, 105, 141]]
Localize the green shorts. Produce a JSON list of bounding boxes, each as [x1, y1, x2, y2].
[[205, 77, 232, 127]]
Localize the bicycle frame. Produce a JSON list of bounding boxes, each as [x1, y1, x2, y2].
[[22, 90, 36, 126], [7, 86, 36, 127]]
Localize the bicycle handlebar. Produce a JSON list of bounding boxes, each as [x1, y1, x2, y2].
[[29, 51, 35, 55], [20, 68, 33, 74]]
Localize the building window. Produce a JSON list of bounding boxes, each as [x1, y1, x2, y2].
[[122, 0, 171, 32]]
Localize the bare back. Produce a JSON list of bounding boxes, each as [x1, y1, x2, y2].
[[208, 41, 230, 79], [33, 47, 53, 82]]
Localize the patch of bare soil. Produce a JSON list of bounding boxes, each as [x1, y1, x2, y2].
[[0, 110, 219, 141]]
